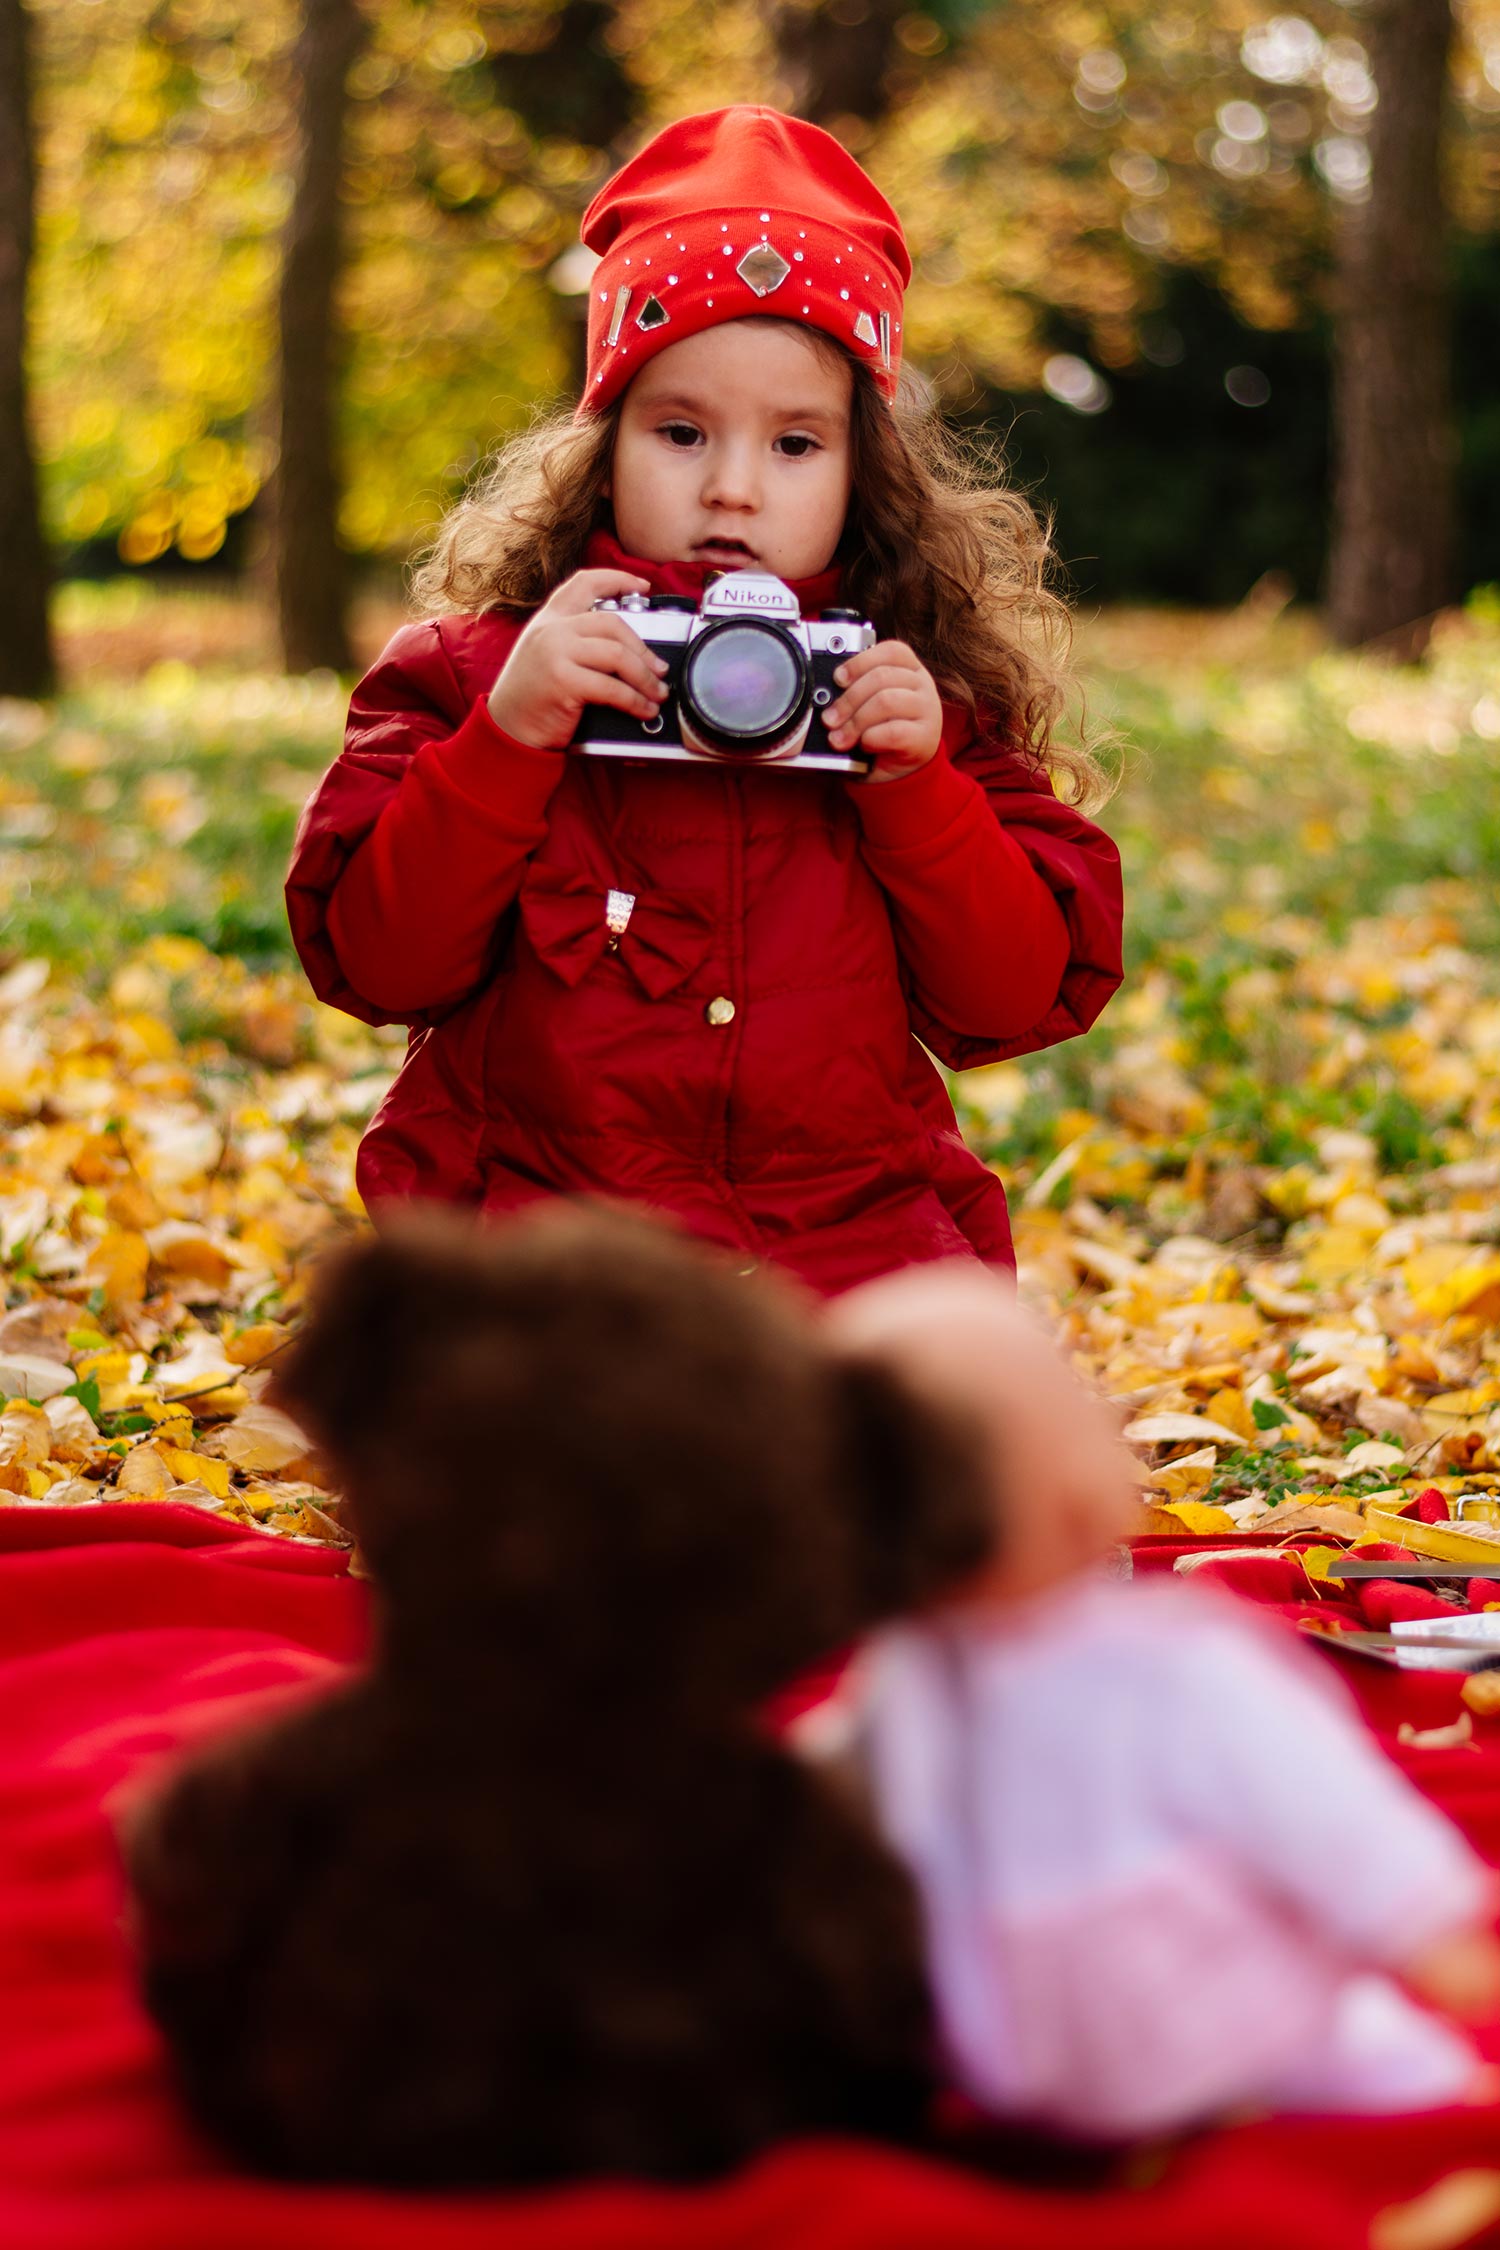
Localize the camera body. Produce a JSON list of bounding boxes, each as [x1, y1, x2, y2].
[[571, 571, 877, 774]]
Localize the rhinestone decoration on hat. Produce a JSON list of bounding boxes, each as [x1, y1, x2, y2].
[[737, 242, 791, 295]]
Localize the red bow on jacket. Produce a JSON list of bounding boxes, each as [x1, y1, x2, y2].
[[518, 865, 717, 999]]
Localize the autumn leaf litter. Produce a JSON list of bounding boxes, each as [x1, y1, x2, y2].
[[3, 600, 1500, 1550]]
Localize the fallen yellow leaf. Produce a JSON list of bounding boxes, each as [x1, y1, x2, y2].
[[1203, 1387, 1258, 1443], [1149, 1445, 1217, 1501], [0, 1402, 52, 1469], [155, 1446, 233, 1500], [212, 1402, 311, 1476], [145, 1222, 237, 1292], [1404, 1249, 1500, 1322], [1152, 1500, 1239, 1536], [225, 1321, 289, 1368], [114, 1443, 176, 1498], [1124, 1412, 1247, 1447], [1302, 1226, 1378, 1285], [82, 1230, 150, 1310]]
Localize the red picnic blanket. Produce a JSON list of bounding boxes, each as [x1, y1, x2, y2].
[[4, 1505, 1500, 2250]]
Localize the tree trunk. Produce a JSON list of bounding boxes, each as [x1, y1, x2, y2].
[[1326, 0, 1456, 653], [274, 0, 367, 675], [0, 0, 55, 700], [771, 0, 912, 129]]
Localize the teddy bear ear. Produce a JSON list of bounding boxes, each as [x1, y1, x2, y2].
[[266, 1236, 407, 1465], [832, 1355, 995, 1627], [269, 1219, 478, 1469]]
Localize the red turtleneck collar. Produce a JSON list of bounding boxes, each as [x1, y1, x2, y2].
[[583, 526, 844, 617]]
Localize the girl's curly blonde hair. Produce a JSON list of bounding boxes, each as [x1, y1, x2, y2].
[[409, 319, 1114, 811]]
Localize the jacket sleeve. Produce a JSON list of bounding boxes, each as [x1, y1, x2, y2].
[[285, 618, 566, 1026], [848, 704, 1124, 1071]]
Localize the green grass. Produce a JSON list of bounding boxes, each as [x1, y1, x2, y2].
[[0, 665, 346, 972], [953, 594, 1500, 1203], [6, 584, 1500, 1220]]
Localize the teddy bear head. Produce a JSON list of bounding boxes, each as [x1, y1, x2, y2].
[[270, 1200, 993, 1713]]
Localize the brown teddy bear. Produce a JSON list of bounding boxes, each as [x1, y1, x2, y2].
[[123, 1202, 992, 2189]]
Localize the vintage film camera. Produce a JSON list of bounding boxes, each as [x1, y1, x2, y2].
[[571, 571, 877, 774]]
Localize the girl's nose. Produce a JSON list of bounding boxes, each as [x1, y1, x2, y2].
[[700, 442, 758, 512]]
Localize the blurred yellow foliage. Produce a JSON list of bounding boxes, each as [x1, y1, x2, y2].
[[22, 0, 1500, 555]]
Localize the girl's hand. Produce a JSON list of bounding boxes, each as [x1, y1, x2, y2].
[[486, 569, 671, 750], [825, 640, 943, 784]]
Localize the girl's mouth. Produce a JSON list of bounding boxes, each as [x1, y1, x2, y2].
[[693, 539, 758, 563]]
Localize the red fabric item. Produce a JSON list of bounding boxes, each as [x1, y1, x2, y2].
[[846, 743, 1071, 1040], [1135, 1532, 1500, 1731], [285, 529, 1123, 1296], [518, 863, 718, 997], [1403, 1488, 1453, 1523], [1172, 1554, 1310, 1604], [10, 1505, 1500, 2250], [575, 108, 911, 415], [1358, 1582, 1463, 1629]]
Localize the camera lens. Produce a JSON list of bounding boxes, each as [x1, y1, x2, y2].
[[680, 622, 808, 757]]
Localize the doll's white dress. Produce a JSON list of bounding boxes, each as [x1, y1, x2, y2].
[[832, 1575, 1492, 2138]]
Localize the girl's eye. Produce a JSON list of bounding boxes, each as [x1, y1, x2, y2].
[[658, 422, 700, 448], [777, 435, 820, 458]]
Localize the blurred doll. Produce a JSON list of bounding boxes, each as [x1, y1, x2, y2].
[[823, 1267, 1500, 2141]]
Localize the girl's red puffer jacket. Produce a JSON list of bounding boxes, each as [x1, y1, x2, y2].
[[286, 529, 1123, 1295]]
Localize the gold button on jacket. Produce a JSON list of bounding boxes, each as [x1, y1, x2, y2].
[[705, 996, 736, 1027]]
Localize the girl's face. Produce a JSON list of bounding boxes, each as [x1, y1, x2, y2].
[[605, 318, 855, 582]]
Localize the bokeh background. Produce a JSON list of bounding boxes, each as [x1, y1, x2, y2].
[[2, 2, 1500, 1544], [6, 0, 1500, 662], [8, 0, 1500, 648]]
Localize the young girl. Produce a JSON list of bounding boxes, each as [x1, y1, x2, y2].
[[825, 1265, 1500, 2139], [286, 105, 1123, 1295]]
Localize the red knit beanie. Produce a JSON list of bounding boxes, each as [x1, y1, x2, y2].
[[574, 106, 911, 419]]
